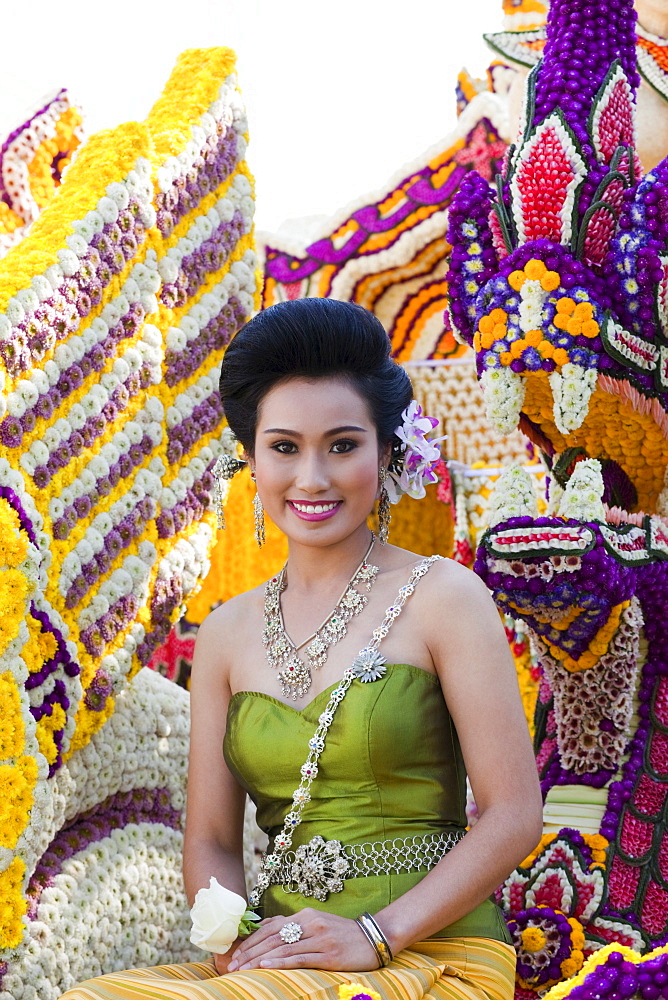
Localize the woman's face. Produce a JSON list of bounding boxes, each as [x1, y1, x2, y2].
[[252, 376, 384, 546]]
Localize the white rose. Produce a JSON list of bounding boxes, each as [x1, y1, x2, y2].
[[189, 877, 248, 954]]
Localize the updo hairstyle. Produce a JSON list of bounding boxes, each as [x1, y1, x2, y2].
[[219, 298, 413, 460]]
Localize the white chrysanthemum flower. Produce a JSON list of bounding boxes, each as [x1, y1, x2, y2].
[[57, 247, 80, 276], [221, 272, 240, 297], [104, 182, 129, 211], [68, 402, 87, 431], [30, 439, 50, 465], [97, 195, 121, 223], [6, 390, 27, 418]]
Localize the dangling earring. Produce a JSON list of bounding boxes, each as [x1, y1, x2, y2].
[[212, 455, 246, 529], [251, 471, 266, 547], [377, 466, 391, 545]]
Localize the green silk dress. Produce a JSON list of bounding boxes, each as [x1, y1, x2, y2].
[[224, 663, 511, 943]]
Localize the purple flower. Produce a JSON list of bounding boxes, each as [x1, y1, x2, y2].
[[33, 465, 51, 488], [106, 529, 123, 559], [52, 518, 69, 541], [0, 416, 23, 448], [34, 394, 54, 420], [84, 668, 113, 711]]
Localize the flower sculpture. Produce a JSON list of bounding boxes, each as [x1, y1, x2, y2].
[[446, 0, 668, 993], [0, 47, 260, 995]]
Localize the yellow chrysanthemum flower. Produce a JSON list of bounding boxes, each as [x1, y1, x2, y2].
[[0, 857, 27, 949], [0, 673, 25, 759], [521, 926, 547, 953]]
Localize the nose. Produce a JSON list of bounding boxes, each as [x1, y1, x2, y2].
[[294, 449, 331, 494]]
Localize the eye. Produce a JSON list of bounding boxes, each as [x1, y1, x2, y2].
[[271, 440, 297, 454], [331, 439, 357, 454]]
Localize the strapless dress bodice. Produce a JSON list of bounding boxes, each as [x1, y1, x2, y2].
[[224, 664, 510, 942]]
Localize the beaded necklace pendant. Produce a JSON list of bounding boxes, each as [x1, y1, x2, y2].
[[263, 535, 379, 700]]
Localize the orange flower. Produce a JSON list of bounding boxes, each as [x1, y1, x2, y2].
[[573, 302, 594, 321], [525, 259, 547, 279], [582, 320, 600, 338], [525, 329, 542, 346], [478, 315, 494, 335], [556, 296, 576, 314], [509, 270, 526, 291], [541, 270, 561, 291]]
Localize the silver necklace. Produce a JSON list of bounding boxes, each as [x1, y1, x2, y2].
[[263, 534, 379, 700], [249, 554, 441, 906]]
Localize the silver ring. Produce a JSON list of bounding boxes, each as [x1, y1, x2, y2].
[[279, 921, 303, 944]]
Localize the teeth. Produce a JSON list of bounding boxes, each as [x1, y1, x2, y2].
[[292, 502, 338, 513], [479, 368, 526, 436]]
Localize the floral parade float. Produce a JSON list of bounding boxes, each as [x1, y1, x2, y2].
[[0, 48, 260, 998], [446, 0, 668, 994]]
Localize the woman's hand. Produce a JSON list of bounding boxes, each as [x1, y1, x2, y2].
[[213, 939, 243, 975], [225, 909, 380, 972]]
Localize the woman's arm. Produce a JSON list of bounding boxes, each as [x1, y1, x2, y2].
[[228, 558, 542, 971], [374, 559, 543, 954], [183, 605, 248, 907]]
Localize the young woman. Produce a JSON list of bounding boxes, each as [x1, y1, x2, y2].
[[60, 298, 543, 1000]]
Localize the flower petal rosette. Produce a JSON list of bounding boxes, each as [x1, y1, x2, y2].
[[508, 905, 586, 990]]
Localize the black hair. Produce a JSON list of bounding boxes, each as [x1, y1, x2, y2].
[[219, 298, 413, 458]]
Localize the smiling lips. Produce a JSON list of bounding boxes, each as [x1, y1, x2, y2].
[[287, 500, 342, 522]]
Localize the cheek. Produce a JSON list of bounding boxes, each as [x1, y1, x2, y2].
[[346, 453, 380, 493]]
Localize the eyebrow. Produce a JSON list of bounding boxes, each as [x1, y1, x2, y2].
[[263, 426, 368, 436]]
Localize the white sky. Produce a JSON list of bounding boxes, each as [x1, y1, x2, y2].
[[0, 0, 502, 232]]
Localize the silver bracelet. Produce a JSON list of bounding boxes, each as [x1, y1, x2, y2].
[[354, 911, 393, 968]]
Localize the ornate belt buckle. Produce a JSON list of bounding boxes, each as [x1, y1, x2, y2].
[[287, 835, 350, 901]]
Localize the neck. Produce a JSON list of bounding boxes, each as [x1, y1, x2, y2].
[[284, 524, 376, 593]]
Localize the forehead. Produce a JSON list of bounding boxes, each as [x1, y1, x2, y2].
[[257, 376, 374, 429]]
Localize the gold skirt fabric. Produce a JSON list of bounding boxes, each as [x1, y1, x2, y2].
[[57, 937, 516, 1000]]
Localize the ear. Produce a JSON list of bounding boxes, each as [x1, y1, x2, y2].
[[380, 441, 393, 468]]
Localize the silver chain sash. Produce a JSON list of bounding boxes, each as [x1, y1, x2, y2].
[[265, 830, 465, 902], [249, 555, 443, 907]]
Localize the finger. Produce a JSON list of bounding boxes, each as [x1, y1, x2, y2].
[[229, 930, 290, 970], [234, 917, 283, 957], [234, 937, 318, 971], [242, 950, 326, 972]]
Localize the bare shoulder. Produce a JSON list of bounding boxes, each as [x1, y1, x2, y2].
[[410, 555, 499, 637], [192, 582, 264, 679], [423, 555, 490, 597], [406, 552, 491, 603]]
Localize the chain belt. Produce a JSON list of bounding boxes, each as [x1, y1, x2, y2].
[[262, 830, 465, 901]]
